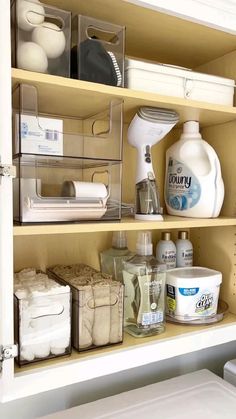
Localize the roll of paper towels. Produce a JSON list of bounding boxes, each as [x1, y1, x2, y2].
[[62, 181, 107, 199]]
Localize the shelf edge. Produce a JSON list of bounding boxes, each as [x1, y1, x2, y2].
[[5, 318, 236, 402]]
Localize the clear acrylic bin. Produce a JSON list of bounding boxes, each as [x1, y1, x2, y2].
[[71, 15, 125, 87], [47, 264, 124, 352], [12, 84, 123, 160], [13, 155, 122, 223], [11, 0, 71, 77], [14, 269, 72, 366], [12, 83, 123, 223]]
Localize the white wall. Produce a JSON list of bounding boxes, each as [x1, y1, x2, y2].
[[1, 341, 236, 419]]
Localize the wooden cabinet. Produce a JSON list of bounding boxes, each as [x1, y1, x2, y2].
[[1, 0, 236, 402]]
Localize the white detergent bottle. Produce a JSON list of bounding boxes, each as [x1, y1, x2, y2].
[[165, 121, 224, 218]]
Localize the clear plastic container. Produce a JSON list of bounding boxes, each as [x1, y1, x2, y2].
[[47, 264, 124, 351], [12, 84, 123, 160], [13, 155, 121, 223], [14, 268, 72, 366], [71, 15, 125, 87], [11, 0, 71, 77], [12, 83, 123, 223]]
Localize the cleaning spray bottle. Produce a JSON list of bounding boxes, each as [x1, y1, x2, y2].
[[100, 231, 133, 282], [165, 121, 224, 218], [122, 231, 166, 337]]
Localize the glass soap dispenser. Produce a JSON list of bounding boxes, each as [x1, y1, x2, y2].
[[122, 231, 166, 337], [100, 231, 133, 282]]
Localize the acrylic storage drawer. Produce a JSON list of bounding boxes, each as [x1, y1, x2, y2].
[[14, 268, 72, 366], [71, 15, 125, 87], [13, 154, 121, 223], [47, 264, 124, 352], [12, 83, 123, 223], [12, 83, 123, 160], [11, 0, 71, 77]]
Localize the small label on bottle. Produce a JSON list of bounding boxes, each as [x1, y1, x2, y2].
[[181, 248, 193, 266], [166, 157, 201, 211], [161, 250, 176, 269], [141, 311, 163, 326]]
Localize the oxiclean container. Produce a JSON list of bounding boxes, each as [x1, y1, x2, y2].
[[166, 267, 222, 322]]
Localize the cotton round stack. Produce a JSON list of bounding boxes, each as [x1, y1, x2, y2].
[[14, 268, 71, 363]]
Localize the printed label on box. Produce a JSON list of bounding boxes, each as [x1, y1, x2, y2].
[[18, 114, 63, 155]]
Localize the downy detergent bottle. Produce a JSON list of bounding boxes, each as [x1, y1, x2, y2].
[[165, 121, 224, 218]]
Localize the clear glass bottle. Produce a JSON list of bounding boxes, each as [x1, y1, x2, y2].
[[123, 231, 166, 337], [100, 231, 133, 282]]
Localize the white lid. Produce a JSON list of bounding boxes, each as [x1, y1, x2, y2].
[[136, 231, 153, 255], [180, 121, 202, 140], [167, 266, 222, 286], [125, 57, 235, 86], [47, 370, 236, 419]]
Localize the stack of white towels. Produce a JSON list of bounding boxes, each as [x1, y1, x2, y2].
[[47, 264, 124, 350], [14, 268, 71, 364]]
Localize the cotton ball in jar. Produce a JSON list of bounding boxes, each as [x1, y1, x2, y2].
[[32, 22, 66, 59], [17, 42, 48, 73], [17, 0, 45, 32]]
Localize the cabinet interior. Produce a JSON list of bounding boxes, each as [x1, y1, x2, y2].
[[12, 0, 236, 373]]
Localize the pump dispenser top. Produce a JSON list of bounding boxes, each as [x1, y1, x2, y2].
[[112, 231, 127, 249], [165, 120, 224, 218], [136, 231, 153, 256]]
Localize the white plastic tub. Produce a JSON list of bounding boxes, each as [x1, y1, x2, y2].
[[166, 266, 222, 321], [41, 370, 236, 419], [125, 58, 235, 106]]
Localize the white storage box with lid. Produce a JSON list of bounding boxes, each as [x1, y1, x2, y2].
[[41, 370, 236, 419], [166, 266, 222, 321], [125, 57, 235, 106]]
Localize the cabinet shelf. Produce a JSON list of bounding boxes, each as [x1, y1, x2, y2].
[[11, 313, 236, 401], [13, 216, 236, 236], [12, 68, 236, 126], [45, 0, 236, 69]]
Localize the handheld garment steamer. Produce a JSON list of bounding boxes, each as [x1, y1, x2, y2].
[[128, 107, 179, 220]]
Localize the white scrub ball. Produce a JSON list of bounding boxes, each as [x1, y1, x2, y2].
[[17, 42, 48, 73], [17, 0, 45, 32], [32, 22, 66, 59]]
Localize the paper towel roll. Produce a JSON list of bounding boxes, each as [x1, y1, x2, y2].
[[62, 181, 107, 199]]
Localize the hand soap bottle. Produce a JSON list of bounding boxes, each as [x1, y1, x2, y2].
[[100, 231, 133, 282], [122, 231, 166, 337]]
